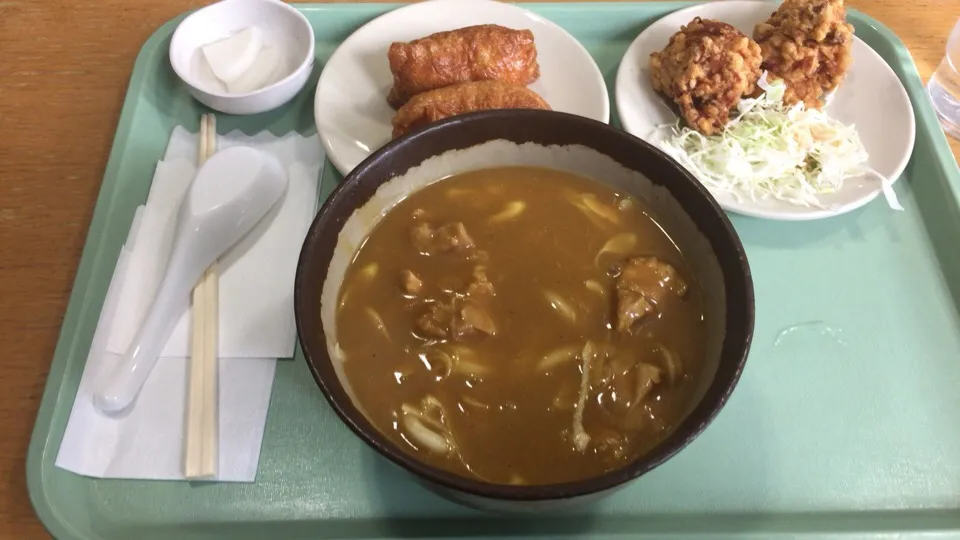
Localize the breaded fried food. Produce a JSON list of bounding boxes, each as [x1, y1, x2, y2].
[[649, 18, 763, 136], [753, 0, 855, 108], [391, 80, 550, 138], [387, 24, 541, 108]]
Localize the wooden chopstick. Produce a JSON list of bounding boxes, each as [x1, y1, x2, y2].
[[184, 113, 220, 480]]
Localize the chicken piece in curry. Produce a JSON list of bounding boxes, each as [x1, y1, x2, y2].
[[335, 166, 706, 485]]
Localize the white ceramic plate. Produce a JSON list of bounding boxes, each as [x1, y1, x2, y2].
[[315, 0, 610, 175], [615, 1, 916, 221]]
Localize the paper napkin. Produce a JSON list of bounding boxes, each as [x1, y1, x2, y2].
[[56, 247, 277, 481], [55, 128, 324, 481]]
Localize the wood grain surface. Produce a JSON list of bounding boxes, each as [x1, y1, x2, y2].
[[0, 0, 957, 537]]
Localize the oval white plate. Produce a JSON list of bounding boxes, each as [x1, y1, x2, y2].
[[315, 0, 610, 175], [615, 0, 916, 221]]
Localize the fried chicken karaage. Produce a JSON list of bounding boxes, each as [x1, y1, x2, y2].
[[753, 0, 855, 108], [649, 18, 763, 136]]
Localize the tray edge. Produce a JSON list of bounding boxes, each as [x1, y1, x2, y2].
[[24, 13, 190, 540], [24, 3, 960, 539], [850, 8, 960, 186]]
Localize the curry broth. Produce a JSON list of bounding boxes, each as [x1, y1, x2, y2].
[[335, 166, 705, 485]]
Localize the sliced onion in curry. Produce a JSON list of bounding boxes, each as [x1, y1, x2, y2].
[[571, 341, 598, 452], [416, 343, 491, 380], [565, 190, 621, 229], [461, 396, 491, 410], [446, 343, 491, 376], [418, 348, 453, 380], [537, 343, 581, 371], [359, 262, 379, 281], [633, 363, 662, 405], [488, 200, 526, 223], [581, 193, 621, 224], [365, 307, 390, 340], [543, 289, 577, 322], [584, 279, 606, 296], [401, 396, 460, 455], [401, 413, 453, 454], [595, 232, 637, 267], [445, 187, 478, 200], [655, 343, 682, 383]]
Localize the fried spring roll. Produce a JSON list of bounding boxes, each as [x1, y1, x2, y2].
[[391, 80, 551, 138], [387, 24, 540, 108]]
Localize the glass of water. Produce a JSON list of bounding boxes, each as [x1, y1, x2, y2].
[[928, 18, 960, 140]]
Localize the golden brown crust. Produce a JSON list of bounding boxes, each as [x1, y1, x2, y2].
[[649, 18, 763, 136], [387, 24, 540, 108], [753, 0, 855, 108], [391, 80, 551, 138]]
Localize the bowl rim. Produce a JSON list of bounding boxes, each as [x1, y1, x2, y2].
[[294, 109, 755, 502], [168, 0, 316, 100]]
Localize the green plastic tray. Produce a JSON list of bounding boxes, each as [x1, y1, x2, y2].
[[27, 2, 960, 539]]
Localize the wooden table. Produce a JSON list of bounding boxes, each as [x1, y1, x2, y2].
[[0, 0, 957, 537]]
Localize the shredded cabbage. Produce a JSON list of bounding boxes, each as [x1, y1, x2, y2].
[[656, 73, 902, 211]]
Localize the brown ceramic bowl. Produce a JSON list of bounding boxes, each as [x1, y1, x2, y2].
[[294, 109, 754, 512]]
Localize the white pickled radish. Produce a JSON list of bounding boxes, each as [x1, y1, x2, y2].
[[201, 26, 264, 84], [227, 46, 286, 94]]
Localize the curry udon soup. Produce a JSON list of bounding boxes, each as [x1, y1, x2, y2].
[[335, 166, 706, 486]]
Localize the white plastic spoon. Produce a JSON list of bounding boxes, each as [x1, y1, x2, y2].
[[93, 146, 287, 414]]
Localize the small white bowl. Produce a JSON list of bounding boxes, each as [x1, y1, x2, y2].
[[169, 0, 315, 115]]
